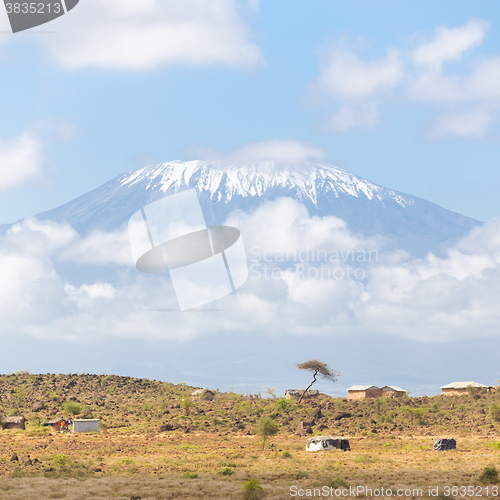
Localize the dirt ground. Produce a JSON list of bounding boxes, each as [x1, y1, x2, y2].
[[1, 429, 499, 499]]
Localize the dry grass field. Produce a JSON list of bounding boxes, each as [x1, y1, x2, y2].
[[1, 374, 500, 499]]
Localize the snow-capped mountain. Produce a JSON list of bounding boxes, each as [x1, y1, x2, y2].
[[5, 160, 480, 255]]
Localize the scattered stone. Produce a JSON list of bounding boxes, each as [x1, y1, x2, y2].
[[10, 453, 18, 462], [93, 467, 102, 473], [312, 408, 322, 420], [31, 402, 45, 412], [159, 424, 173, 432], [296, 421, 312, 436], [332, 411, 349, 421], [21, 454, 32, 465]]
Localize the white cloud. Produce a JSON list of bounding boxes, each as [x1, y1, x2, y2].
[[188, 139, 325, 163], [65, 282, 116, 309], [311, 18, 500, 138], [0, 132, 43, 190], [411, 19, 489, 71], [313, 48, 404, 99], [41, 0, 261, 70], [2, 203, 500, 344], [328, 103, 380, 132], [430, 108, 492, 138]]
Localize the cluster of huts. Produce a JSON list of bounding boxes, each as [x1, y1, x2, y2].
[[283, 381, 496, 402], [0, 417, 100, 433]]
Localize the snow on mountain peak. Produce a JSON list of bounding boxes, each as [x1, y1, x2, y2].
[[118, 160, 411, 209]]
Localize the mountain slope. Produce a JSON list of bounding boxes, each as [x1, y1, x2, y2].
[[5, 160, 480, 255]]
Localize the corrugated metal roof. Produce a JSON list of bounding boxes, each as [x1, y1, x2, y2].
[[347, 385, 379, 391], [440, 381, 488, 389], [285, 389, 319, 395], [191, 389, 214, 396], [382, 385, 406, 392]]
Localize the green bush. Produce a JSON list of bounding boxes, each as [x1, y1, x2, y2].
[[479, 465, 499, 484], [220, 467, 234, 476], [256, 416, 279, 450], [180, 398, 193, 416], [282, 450, 292, 458], [49, 392, 60, 403], [183, 471, 198, 479], [274, 397, 290, 410], [490, 403, 500, 422], [63, 401, 82, 416], [243, 478, 263, 500]]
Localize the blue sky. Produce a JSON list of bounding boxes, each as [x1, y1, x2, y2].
[[2, 1, 500, 394], [0, 0, 499, 224]]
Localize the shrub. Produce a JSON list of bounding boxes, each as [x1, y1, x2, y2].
[[282, 450, 292, 458], [490, 403, 500, 422], [28, 415, 40, 427], [243, 478, 263, 500], [403, 407, 428, 425], [183, 471, 198, 479], [275, 397, 290, 410], [180, 398, 193, 416], [220, 467, 234, 476], [63, 401, 82, 416], [49, 392, 60, 403], [256, 416, 279, 450], [479, 465, 499, 484]]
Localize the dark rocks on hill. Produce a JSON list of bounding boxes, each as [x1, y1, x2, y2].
[[312, 408, 322, 420], [159, 424, 174, 432], [296, 422, 312, 436], [10, 453, 18, 462], [31, 402, 45, 412], [332, 411, 349, 420]]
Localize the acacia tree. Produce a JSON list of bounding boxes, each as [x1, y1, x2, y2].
[[296, 359, 339, 403]]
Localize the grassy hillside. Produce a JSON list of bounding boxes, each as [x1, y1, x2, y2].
[[1, 373, 500, 499], [1, 373, 499, 437]]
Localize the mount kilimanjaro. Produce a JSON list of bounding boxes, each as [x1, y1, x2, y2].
[[4, 160, 480, 256]]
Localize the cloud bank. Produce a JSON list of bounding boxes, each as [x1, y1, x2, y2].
[[36, 0, 262, 70], [1, 200, 499, 344]]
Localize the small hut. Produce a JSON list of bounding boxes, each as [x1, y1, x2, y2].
[[381, 385, 406, 398], [72, 419, 100, 433], [43, 418, 63, 433], [440, 382, 491, 396], [1, 416, 25, 430], [347, 385, 382, 401], [191, 389, 215, 401], [285, 389, 319, 401]]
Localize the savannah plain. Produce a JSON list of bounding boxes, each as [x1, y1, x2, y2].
[[1, 373, 500, 499]]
